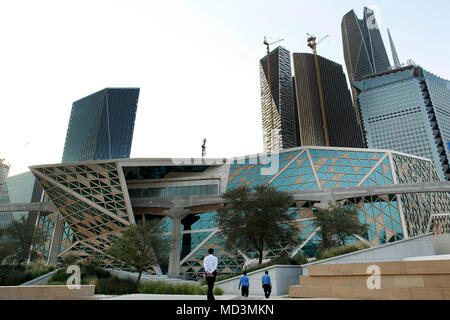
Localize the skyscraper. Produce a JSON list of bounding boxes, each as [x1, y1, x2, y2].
[[354, 66, 450, 181], [0, 159, 9, 192], [292, 53, 364, 148], [62, 88, 140, 163], [342, 7, 391, 81], [342, 7, 391, 144], [260, 47, 297, 151]]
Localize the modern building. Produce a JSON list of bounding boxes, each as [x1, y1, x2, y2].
[[341, 7, 391, 143], [29, 146, 450, 279], [354, 66, 450, 181], [0, 172, 43, 229], [62, 88, 140, 163], [260, 47, 298, 151], [292, 53, 364, 148], [0, 159, 9, 193]]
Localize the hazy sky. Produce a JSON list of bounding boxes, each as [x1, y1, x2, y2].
[[1, 0, 449, 176]]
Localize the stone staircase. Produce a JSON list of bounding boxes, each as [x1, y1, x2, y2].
[[289, 260, 450, 300]]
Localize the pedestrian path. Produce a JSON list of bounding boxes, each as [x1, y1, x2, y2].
[[101, 294, 336, 300]]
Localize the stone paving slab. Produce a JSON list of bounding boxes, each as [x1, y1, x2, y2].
[[101, 294, 340, 300]]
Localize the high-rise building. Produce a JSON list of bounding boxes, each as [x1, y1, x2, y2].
[[342, 7, 391, 81], [341, 7, 391, 144], [354, 66, 450, 180], [62, 88, 140, 163], [0, 159, 9, 192], [292, 53, 364, 148], [260, 47, 297, 151], [0, 172, 42, 229]]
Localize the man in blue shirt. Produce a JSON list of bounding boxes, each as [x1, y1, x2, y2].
[[238, 272, 250, 297], [262, 271, 272, 298]]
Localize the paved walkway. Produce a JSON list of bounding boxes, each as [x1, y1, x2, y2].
[[101, 294, 337, 300]]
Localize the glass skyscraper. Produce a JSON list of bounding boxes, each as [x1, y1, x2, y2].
[[0, 160, 9, 192], [260, 47, 297, 151], [292, 53, 364, 148], [354, 66, 450, 180], [0, 172, 43, 228], [341, 7, 391, 145], [62, 88, 140, 163]]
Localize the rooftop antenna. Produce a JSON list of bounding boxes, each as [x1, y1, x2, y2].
[[263, 36, 284, 150], [201, 138, 207, 158], [307, 33, 330, 147]]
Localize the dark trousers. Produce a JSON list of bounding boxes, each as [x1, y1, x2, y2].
[[206, 272, 217, 301], [241, 286, 249, 297], [263, 284, 271, 298]]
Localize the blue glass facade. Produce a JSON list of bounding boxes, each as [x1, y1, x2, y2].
[[354, 66, 450, 180], [0, 172, 40, 228], [62, 88, 140, 163]]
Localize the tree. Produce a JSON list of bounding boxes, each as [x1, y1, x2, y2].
[[105, 220, 169, 283], [0, 215, 45, 268], [216, 185, 298, 265], [313, 202, 368, 249]]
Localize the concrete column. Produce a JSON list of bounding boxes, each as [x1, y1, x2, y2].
[[168, 217, 182, 278], [165, 208, 191, 278], [48, 213, 65, 265]]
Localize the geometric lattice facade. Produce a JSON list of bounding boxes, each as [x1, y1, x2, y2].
[[30, 147, 450, 279], [30, 161, 133, 267]]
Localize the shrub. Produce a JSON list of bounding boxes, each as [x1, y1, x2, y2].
[[27, 264, 56, 279], [316, 242, 371, 261], [214, 287, 224, 295], [292, 253, 308, 265], [95, 276, 139, 295], [0, 266, 33, 286], [48, 269, 70, 284]]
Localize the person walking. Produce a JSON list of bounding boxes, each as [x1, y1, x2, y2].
[[203, 248, 218, 301], [238, 272, 250, 298], [262, 270, 272, 299]]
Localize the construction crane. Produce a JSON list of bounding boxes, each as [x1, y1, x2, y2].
[[307, 33, 330, 147], [263, 36, 284, 150]]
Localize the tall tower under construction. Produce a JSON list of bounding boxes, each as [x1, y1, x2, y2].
[[259, 47, 297, 151]]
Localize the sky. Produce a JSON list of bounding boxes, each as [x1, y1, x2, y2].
[[1, 0, 449, 176]]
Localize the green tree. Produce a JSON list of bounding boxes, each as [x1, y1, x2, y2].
[[105, 220, 169, 283], [216, 185, 298, 265], [0, 215, 45, 268], [313, 202, 368, 249]]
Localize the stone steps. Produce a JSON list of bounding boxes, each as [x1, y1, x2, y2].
[[289, 285, 450, 300], [289, 260, 450, 300], [307, 260, 450, 276], [299, 274, 450, 288]]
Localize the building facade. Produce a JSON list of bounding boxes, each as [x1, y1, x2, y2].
[[292, 53, 364, 148], [62, 88, 140, 163], [0, 172, 43, 229], [354, 66, 450, 181], [341, 7, 391, 144], [260, 47, 298, 151], [30, 147, 450, 279], [0, 160, 9, 193]]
